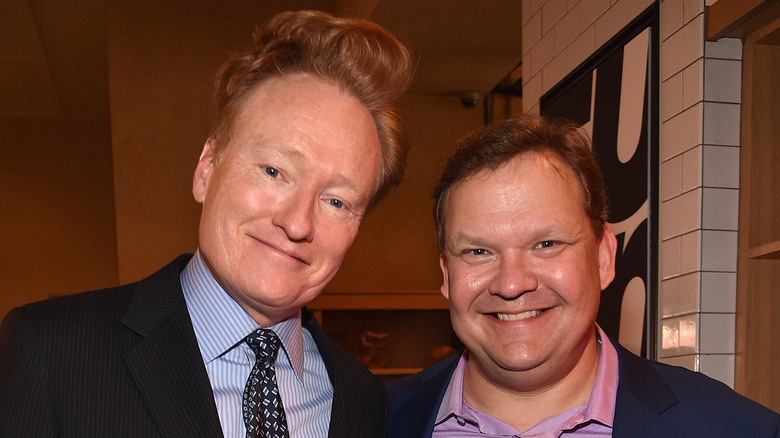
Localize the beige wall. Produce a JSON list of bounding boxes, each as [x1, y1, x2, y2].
[[0, 118, 117, 319], [327, 95, 483, 293], [0, 1, 117, 320], [1, 2, 483, 320]]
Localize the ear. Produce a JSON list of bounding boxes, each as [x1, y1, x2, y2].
[[597, 223, 618, 290], [192, 139, 215, 204], [439, 254, 451, 300]]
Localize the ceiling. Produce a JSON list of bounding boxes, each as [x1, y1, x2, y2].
[[0, 0, 523, 118]]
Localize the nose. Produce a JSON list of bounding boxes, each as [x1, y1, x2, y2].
[[272, 193, 315, 242], [488, 253, 538, 299]]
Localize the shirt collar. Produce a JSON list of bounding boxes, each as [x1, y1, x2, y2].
[[582, 324, 619, 428], [180, 250, 305, 382], [435, 324, 619, 431], [435, 350, 471, 426]]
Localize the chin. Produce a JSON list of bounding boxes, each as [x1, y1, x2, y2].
[[259, 288, 320, 310]]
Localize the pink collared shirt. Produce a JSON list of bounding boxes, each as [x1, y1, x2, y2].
[[433, 326, 618, 437]]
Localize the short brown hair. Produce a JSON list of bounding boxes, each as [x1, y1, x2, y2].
[[210, 10, 414, 208], [433, 115, 609, 252]]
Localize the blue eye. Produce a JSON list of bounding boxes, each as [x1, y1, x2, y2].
[[469, 249, 487, 256], [538, 241, 556, 249], [329, 199, 344, 209], [264, 167, 279, 178]]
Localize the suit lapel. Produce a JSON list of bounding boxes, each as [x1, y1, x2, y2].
[[121, 256, 223, 438], [390, 338, 689, 437], [301, 309, 361, 437], [612, 340, 682, 437], [390, 354, 458, 437]]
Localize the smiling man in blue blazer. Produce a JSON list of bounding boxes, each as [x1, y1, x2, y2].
[[388, 116, 780, 437], [0, 10, 413, 438]]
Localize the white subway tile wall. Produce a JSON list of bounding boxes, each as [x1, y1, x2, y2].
[[701, 230, 738, 271], [661, 272, 701, 316], [700, 272, 737, 313], [702, 145, 739, 188], [660, 353, 699, 370], [701, 188, 739, 230], [660, 154, 683, 201], [682, 59, 704, 111], [700, 313, 736, 354], [704, 58, 741, 102], [660, 104, 703, 160], [681, 146, 703, 192], [699, 354, 735, 387], [662, 70, 684, 121], [680, 230, 702, 274], [661, 189, 702, 239], [660, 237, 683, 278]]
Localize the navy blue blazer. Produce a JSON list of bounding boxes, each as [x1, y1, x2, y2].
[[0, 255, 387, 437], [387, 339, 780, 437]]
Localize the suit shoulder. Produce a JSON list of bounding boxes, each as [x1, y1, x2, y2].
[[619, 349, 780, 434], [5, 283, 137, 329], [0, 284, 142, 371], [652, 359, 778, 417], [3, 255, 191, 335]]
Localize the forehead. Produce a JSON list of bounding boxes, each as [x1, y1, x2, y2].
[[445, 152, 586, 225], [454, 151, 579, 195], [230, 73, 381, 195], [234, 74, 349, 125], [231, 73, 377, 148]]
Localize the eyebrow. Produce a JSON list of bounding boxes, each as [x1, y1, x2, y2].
[[446, 231, 490, 250], [277, 144, 371, 204]]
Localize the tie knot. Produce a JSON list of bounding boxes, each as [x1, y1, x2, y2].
[[245, 328, 281, 362]]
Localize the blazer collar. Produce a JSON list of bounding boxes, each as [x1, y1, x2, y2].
[[391, 336, 685, 438], [301, 308, 360, 437], [388, 352, 459, 437], [122, 254, 192, 336], [121, 255, 224, 438], [611, 336, 681, 436]]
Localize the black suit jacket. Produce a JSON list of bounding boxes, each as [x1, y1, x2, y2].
[[387, 339, 780, 437], [0, 255, 386, 437]]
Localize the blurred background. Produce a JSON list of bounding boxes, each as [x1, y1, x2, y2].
[[0, 0, 523, 375]]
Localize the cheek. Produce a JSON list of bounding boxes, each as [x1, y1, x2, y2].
[[319, 220, 361, 260], [550, 267, 565, 281], [446, 262, 482, 287], [542, 252, 597, 292], [205, 176, 249, 212], [465, 271, 484, 290], [446, 269, 483, 308]]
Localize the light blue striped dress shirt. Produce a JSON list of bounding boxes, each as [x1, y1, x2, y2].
[[181, 250, 333, 437]]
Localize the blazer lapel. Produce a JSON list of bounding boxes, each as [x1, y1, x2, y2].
[[389, 353, 458, 437], [612, 340, 682, 437], [121, 256, 223, 438], [301, 309, 363, 437]]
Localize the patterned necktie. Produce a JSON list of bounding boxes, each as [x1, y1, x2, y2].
[[243, 329, 290, 438]]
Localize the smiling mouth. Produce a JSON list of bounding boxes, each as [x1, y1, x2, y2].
[[495, 309, 545, 321], [274, 248, 309, 265], [250, 235, 309, 265]]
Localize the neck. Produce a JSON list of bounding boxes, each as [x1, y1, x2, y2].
[[462, 337, 601, 432]]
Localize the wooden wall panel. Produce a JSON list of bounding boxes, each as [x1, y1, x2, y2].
[[735, 15, 780, 412]]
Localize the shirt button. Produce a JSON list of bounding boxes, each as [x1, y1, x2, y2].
[[456, 417, 466, 426]]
